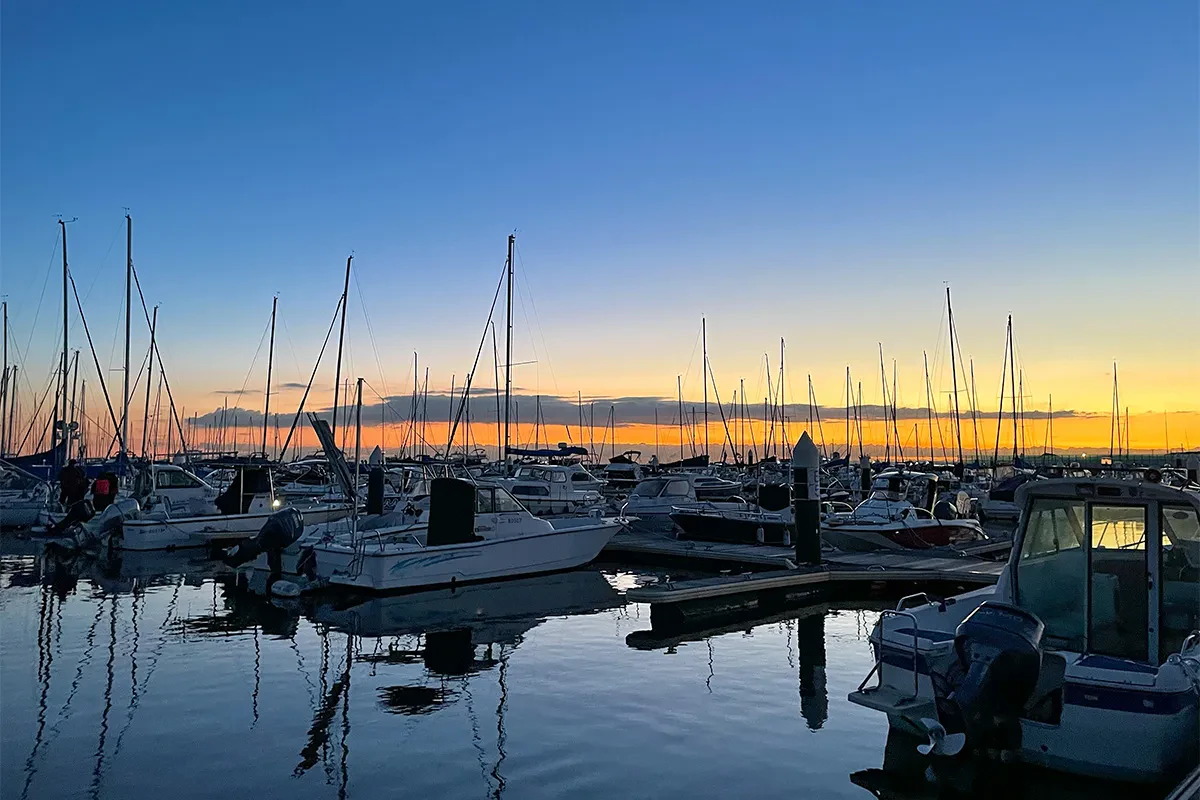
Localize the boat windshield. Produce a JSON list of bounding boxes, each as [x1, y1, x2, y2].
[[632, 479, 668, 497], [514, 467, 550, 481], [1015, 497, 1087, 650]]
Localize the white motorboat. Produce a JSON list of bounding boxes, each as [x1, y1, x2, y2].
[[0, 465, 52, 528], [486, 463, 605, 516], [821, 470, 986, 551], [691, 473, 743, 500], [601, 457, 644, 493], [308, 477, 623, 592], [849, 476, 1200, 782], [118, 465, 351, 551]]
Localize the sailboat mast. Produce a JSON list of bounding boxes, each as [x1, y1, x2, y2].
[[1, 301, 6, 457], [780, 338, 786, 450], [332, 255, 352, 445], [923, 351, 934, 465], [353, 377, 363, 527], [969, 358, 981, 463], [702, 317, 709, 456], [503, 235, 514, 461], [491, 326, 501, 461], [261, 295, 277, 457], [844, 366, 850, 460], [142, 306, 157, 457], [677, 375, 684, 461], [946, 287, 964, 466], [121, 214, 132, 463], [878, 344, 889, 462], [57, 219, 70, 468], [993, 317, 1010, 466], [1008, 317, 1018, 461]]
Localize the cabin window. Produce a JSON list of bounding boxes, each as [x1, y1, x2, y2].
[[1089, 505, 1148, 662], [1016, 498, 1086, 650], [512, 485, 550, 497], [551, 472, 566, 483], [476, 489, 496, 514], [664, 480, 691, 497], [157, 470, 202, 489], [1160, 505, 1200, 662], [571, 473, 589, 482], [494, 489, 525, 513]]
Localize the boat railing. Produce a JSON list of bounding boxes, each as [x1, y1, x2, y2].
[[856, 609, 921, 700]]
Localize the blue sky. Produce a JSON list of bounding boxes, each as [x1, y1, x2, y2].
[[2, 1, 1197, 440]]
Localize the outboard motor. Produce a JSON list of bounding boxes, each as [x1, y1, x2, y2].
[[932, 498, 959, 520], [940, 602, 1044, 757], [222, 507, 304, 578]]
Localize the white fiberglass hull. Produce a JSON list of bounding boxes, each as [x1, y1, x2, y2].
[[119, 504, 352, 551], [821, 518, 985, 552], [318, 519, 621, 592], [1, 502, 47, 528]]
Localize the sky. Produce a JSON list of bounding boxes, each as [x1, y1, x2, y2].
[[2, 1, 1197, 459]]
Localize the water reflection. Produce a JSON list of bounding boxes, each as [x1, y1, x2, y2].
[[0, 537, 1177, 800]]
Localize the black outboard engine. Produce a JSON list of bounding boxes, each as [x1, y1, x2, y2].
[[944, 602, 1044, 757], [222, 507, 304, 578], [932, 499, 959, 520]]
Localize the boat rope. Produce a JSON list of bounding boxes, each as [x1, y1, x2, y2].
[[278, 296, 342, 462]]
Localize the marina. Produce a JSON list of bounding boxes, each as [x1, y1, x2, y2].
[[3, 3, 1199, 797]]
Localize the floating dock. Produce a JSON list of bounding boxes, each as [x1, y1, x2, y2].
[[605, 528, 1011, 571], [610, 529, 1008, 629]]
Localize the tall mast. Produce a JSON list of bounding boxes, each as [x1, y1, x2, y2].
[[1110, 362, 1119, 461], [946, 287, 964, 466], [923, 351, 934, 465], [969, 358, 981, 463], [780, 338, 786, 450], [844, 366, 851, 459], [702, 317, 709, 456], [121, 214, 132, 463], [142, 306, 158, 457], [261, 295, 277, 458], [677, 375, 684, 460], [993, 316, 1010, 466], [353, 377, 363, 529], [1008, 317, 1018, 461], [57, 218, 70, 468], [878, 344, 889, 462], [491, 326, 501, 461], [503, 235, 514, 461], [332, 255, 352, 445], [1, 301, 6, 457], [78, 378, 86, 460]]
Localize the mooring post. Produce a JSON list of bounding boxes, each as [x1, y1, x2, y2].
[[792, 431, 822, 566]]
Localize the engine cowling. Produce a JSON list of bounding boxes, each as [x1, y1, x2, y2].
[[946, 602, 1044, 754]]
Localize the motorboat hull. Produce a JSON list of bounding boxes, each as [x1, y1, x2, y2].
[[317, 518, 621, 592], [821, 518, 985, 551], [118, 503, 352, 551], [672, 508, 790, 545]]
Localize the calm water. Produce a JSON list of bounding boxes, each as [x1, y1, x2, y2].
[[0, 540, 1167, 800]]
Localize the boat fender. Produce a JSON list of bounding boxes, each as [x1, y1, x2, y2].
[[755, 526, 765, 544]]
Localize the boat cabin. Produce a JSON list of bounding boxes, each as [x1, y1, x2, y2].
[[1004, 478, 1199, 665], [132, 464, 219, 516]]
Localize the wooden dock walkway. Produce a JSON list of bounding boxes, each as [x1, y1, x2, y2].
[[610, 530, 1007, 621], [605, 529, 1011, 574]]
